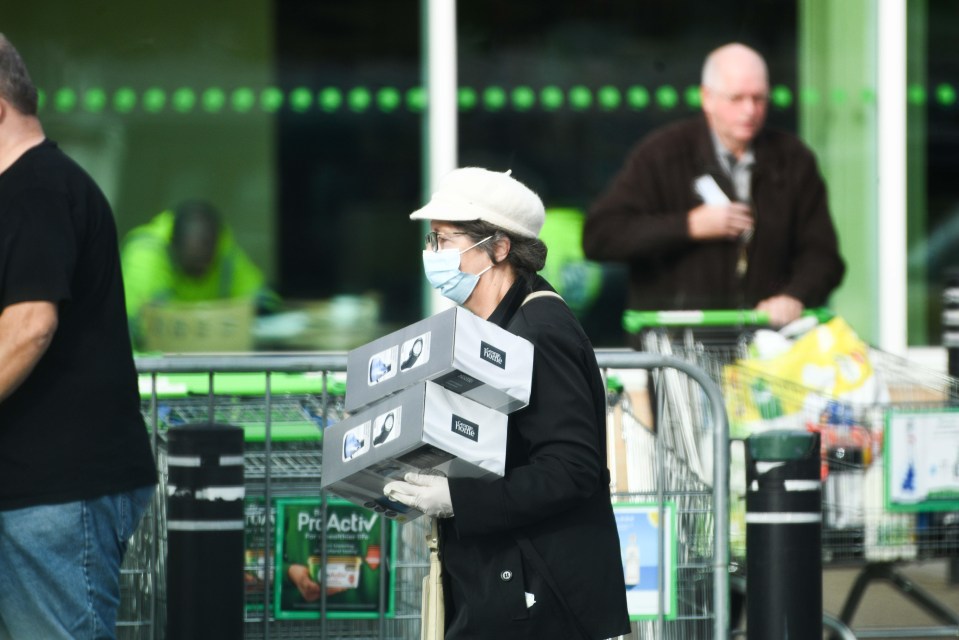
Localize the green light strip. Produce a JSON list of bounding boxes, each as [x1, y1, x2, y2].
[[598, 85, 620, 110], [202, 88, 226, 112], [261, 87, 285, 112], [172, 87, 196, 113], [34, 83, 958, 115], [936, 83, 956, 106], [289, 87, 312, 112]]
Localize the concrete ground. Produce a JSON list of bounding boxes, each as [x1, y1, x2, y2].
[[821, 559, 959, 637], [722, 559, 959, 638], [611, 379, 959, 638]]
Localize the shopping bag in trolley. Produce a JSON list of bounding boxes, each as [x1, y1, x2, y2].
[[726, 318, 959, 567], [724, 316, 889, 439], [623, 308, 855, 561]]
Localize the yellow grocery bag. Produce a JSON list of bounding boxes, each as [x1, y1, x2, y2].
[[724, 317, 875, 438]]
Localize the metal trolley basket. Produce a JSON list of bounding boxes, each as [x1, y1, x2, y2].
[[126, 360, 433, 640], [603, 349, 731, 639], [627, 309, 959, 639], [119, 351, 730, 639]]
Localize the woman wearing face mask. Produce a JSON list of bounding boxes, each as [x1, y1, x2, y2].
[[383, 167, 630, 640]]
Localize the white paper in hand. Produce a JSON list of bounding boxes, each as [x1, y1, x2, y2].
[[694, 174, 731, 205]]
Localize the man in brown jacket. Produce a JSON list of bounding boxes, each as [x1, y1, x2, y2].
[[584, 43, 845, 328]]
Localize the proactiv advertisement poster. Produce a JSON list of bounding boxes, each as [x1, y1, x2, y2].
[[274, 498, 394, 619]]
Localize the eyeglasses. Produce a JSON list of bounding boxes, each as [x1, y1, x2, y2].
[[716, 91, 769, 106], [424, 231, 469, 252]]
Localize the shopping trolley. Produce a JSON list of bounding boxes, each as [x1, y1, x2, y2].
[[600, 348, 730, 639], [129, 357, 437, 640], [126, 352, 728, 639], [626, 309, 959, 639]]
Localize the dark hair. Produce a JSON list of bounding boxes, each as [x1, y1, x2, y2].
[[452, 219, 548, 283], [171, 200, 222, 246], [0, 34, 38, 116], [170, 200, 222, 276]]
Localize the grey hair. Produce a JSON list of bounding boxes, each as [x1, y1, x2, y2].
[[701, 54, 719, 89], [449, 219, 547, 282], [0, 34, 37, 116]]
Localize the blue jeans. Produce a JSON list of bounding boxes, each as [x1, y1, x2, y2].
[[0, 486, 155, 640]]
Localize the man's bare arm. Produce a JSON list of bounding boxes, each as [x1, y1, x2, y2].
[[0, 301, 58, 402]]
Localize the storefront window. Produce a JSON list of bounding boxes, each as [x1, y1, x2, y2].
[[7, 1, 424, 349], [10, 1, 915, 350], [457, 0, 799, 346], [275, 0, 422, 331], [907, 0, 959, 346]]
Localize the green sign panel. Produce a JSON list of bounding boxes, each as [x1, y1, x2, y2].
[[274, 498, 394, 619]]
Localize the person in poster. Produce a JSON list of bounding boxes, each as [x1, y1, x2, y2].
[[276, 499, 389, 618]]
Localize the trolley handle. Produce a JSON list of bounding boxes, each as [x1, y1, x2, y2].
[[622, 307, 834, 333]]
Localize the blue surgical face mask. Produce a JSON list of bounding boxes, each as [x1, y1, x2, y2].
[[422, 236, 493, 305]]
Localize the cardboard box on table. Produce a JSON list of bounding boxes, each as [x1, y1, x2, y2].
[[140, 297, 255, 352], [321, 381, 510, 522], [345, 307, 533, 414]]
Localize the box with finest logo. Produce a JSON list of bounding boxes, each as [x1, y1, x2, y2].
[[344, 307, 533, 414], [320, 380, 508, 522]]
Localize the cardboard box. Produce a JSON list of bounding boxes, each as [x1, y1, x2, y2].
[[139, 297, 255, 352], [345, 307, 533, 414], [321, 381, 508, 522]]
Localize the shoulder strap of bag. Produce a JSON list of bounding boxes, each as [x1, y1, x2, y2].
[[521, 290, 565, 306]]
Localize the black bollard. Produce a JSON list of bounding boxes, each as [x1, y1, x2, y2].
[[945, 267, 959, 379], [166, 424, 245, 640], [943, 268, 959, 583], [746, 430, 822, 639]]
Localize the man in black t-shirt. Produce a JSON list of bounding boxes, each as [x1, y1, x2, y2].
[[0, 34, 157, 639]]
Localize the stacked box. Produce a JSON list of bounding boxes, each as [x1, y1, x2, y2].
[[321, 381, 509, 522], [345, 307, 533, 414], [322, 308, 534, 522]]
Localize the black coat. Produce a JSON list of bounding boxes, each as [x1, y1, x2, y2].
[[442, 275, 630, 639]]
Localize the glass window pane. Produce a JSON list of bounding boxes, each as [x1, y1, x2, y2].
[[909, 0, 958, 347], [7, 1, 425, 349]]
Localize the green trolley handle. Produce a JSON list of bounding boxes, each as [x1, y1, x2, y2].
[[622, 308, 834, 334]]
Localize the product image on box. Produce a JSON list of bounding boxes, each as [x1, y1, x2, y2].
[[346, 307, 533, 413], [342, 422, 371, 462], [274, 498, 394, 620], [399, 333, 430, 372], [372, 408, 401, 447], [322, 381, 509, 522], [367, 346, 398, 386]]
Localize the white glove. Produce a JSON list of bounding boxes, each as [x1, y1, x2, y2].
[[383, 472, 453, 518]]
